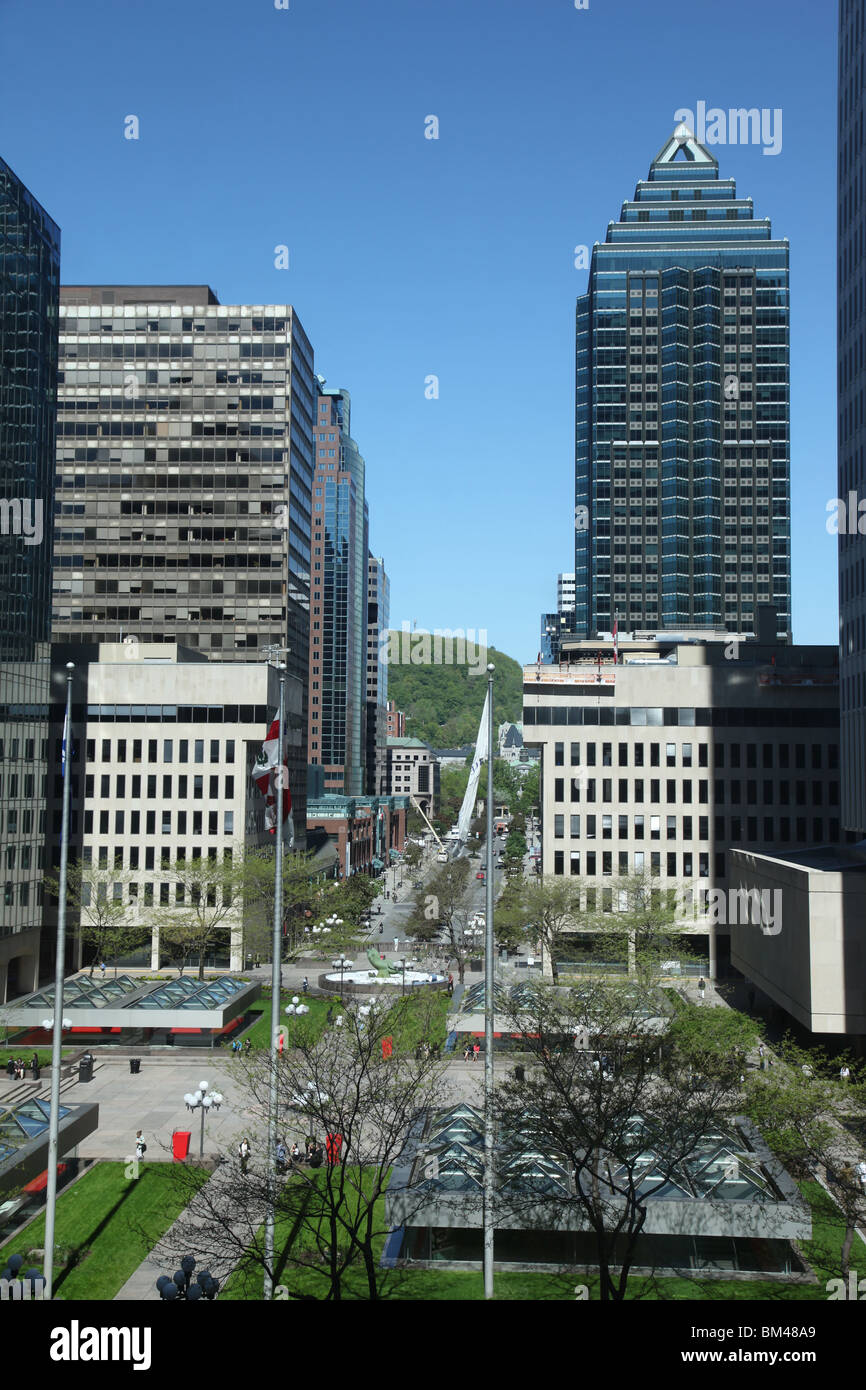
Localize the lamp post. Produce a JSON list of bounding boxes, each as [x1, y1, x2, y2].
[[400, 957, 406, 997], [183, 1080, 224, 1158], [156, 1255, 219, 1301], [483, 662, 495, 1300]]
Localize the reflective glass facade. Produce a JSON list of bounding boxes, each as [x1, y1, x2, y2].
[[366, 553, 390, 795], [839, 0, 866, 831], [575, 134, 790, 639], [308, 389, 366, 796], [0, 157, 59, 996]]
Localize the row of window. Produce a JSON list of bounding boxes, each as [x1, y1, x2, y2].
[[80, 738, 236, 764], [54, 809, 235, 837], [526, 705, 837, 729], [552, 813, 840, 843], [552, 777, 840, 807], [552, 740, 840, 769]]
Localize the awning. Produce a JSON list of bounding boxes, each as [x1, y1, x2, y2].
[[371, 858, 384, 870], [389, 849, 401, 861]]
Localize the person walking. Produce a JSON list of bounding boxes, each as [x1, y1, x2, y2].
[[135, 1130, 146, 1162], [841, 1064, 851, 1084], [5, 1057, 14, 1080], [302, 976, 309, 994], [276, 1139, 288, 1174], [238, 1137, 252, 1174], [100, 960, 107, 979], [30, 1052, 39, 1078], [698, 976, 706, 1001]]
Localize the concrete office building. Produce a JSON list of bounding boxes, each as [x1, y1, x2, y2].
[[308, 387, 367, 797], [523, 614, 845, 977], [52, 286, 313, 835], [366, 554, 390, 796], [44, 644, 302, 972], [386, 736, 439, 820], [0, 156, 60, 1002], [574, 132, 791, 641]]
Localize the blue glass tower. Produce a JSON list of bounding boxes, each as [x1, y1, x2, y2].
[[575, 130, 790, 640]]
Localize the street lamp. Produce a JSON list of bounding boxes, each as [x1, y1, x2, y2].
[[156, 1255, 219, 1301], [400, 957, 406, 997], [332, 957, 351, 1001], [183, 1080, 224, 1158]]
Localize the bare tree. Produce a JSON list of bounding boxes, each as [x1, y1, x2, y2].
[[166, 993, 452, 1300], [156, 852, 243, 979]]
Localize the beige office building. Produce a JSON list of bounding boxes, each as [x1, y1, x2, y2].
[[523, 621, 845, 977], [47, 644, 303, 971]]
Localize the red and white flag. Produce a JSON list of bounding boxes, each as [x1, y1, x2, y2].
[[612, 614, 619, 666], [253, 711, 293, 841]]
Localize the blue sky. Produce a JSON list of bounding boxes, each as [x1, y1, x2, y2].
[[3, 0, 838, 662]]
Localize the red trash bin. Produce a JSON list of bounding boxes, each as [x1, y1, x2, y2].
[[172, 1130, 192, 1161]]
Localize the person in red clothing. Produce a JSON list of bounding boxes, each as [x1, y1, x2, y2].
[[473, 1042, 480, 1062]]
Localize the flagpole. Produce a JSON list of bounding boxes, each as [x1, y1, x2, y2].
[[483, 662, 495, 1299], [261, 646, 288, 1300], [44, 662, 74, 1301]]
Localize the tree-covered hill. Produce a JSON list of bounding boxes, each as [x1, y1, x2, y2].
[[384, 634, 523, 747]]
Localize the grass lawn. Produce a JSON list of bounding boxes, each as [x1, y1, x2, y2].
[[0, 1048, 72, 1069], [244, 994, 338, 1049], [242, 989, 450, 1056], [219, 1174, 859, 1301], [2, 1161, 209, 1300]]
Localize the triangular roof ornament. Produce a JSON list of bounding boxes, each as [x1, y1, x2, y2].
[[652, 126, 718, 169]]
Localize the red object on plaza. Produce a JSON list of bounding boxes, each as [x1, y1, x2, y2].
[[172, 1130, 192, 1162], [325, 1133, 343, 1165], [381, 1036, 393, 1059]]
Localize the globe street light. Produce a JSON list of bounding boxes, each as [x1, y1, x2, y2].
[[156, 1254, 219, 1301], [183, 1080, 224, 1158]]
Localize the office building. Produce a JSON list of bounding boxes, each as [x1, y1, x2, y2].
[[45, 644, 301, 971], [541, 572, 577, 664], [387, 736, 439, 820], [839, 0, 866, 831], [308, 386, 367, 797], [52, 286, 313, 838], [366, 553, 390, 795], [523, 615, 844, 977], [574, 132, 791, 641], [0, 156, 60, 1001]]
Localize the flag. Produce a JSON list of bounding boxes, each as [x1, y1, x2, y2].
[[61, 704, 70, 775], [612, 614, 619, 666], [253, 709, 293, 840]]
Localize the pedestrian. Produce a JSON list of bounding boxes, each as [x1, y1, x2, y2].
[[473, 1042, 480, 1063], [463, 1043, 471, 1062], [290, 1141, 301, 1166], [135, 1130, 146, 1162], [15, 1058, 24, 1081], [841, 1065, 851, 1084], [276, 1139, 288, 1174], [100, 960, 106, 979], [5, 1057, 14, 1079], [30, 1052, 39, 1077], [239, 1137, 251, 1174], [302, 976, 309, 994], [857, 1160, 866, 1192], [698, 976, 706, 1001], [244, 1037, 252, 1054]]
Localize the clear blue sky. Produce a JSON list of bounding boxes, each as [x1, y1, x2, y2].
[[3, 0, 838, 662]]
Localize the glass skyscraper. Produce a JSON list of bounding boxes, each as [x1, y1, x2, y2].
[[308, 387, 367, 797], [839, 0, 866, 832], [574, 131, 791, 640], [0, 156, 60, 999]]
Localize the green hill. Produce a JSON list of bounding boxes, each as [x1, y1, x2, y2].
[[384, 633, 523, 747]]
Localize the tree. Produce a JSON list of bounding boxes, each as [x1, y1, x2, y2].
[[495, 876, 581, 980], [166, 994, 449, 1300], [743, 1038, 866, 1295], [405, 859, 479, 983], [43, 862, 148, 977], [402, 841, 422, 872], [157, 852, 244, 979], [237, 848, 323, 966], [494, 976, 744, 1301], [516, 763, 540, 817]]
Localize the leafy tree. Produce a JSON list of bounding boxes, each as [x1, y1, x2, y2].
[[516, 763, 540, 817], [239, 849, 324, 964], [157, 853, 244, 979], [405, 859, 479, 983], [43, 862, 148, 977], [495, 876, 581, 981], [743, 1038, 866, 1294]]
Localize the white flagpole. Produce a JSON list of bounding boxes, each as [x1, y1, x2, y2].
[[44, 662, 74, 1301]]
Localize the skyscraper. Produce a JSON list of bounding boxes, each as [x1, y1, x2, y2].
[[0, 156, 60, 999], [574, 131, 790, 641], [366, 553, 390, 796], [839, 0, 866, 832], [52, 286, 313, 836], [308, 386, 367, 796]]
